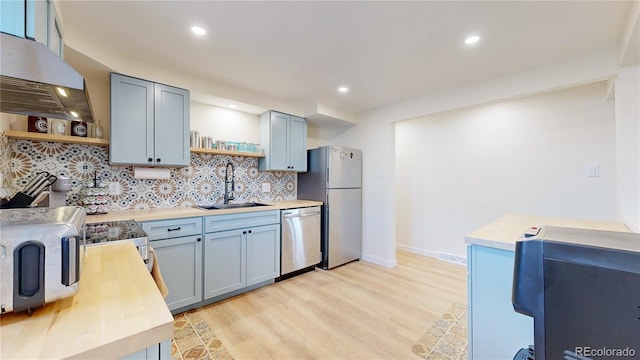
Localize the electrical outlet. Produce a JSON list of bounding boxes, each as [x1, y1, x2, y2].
[[108, 182, 121, 195], [261, 183, 271, 193]]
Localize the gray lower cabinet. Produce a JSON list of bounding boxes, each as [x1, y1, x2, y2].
[[151, 235, 202, 310], [203, 211, 280, 300], [246, 224, 280, 286], [204, 229, 246, 299], [141, 211, 279, 309], [142, 217, 203, 311]]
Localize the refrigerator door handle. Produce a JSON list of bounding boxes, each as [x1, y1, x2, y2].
[[326, 167, 329, 186]]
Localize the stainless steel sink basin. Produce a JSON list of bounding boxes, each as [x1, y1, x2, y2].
[[196, 202, 269, 210]]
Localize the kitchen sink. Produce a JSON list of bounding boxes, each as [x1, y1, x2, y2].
[[196, 202, 270, 210]]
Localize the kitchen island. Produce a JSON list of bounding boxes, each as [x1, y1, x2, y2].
[[465, 214, 631, 360], [0, 242, 173, 359]]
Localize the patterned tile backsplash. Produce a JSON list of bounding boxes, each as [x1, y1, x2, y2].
[[2, 137, 296, 211]]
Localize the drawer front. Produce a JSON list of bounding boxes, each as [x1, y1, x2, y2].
[[141, 217, 203, 240], [204, 210, 280, 233]]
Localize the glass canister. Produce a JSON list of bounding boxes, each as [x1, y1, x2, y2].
[[92, 119, 104, 139], [50, 119, 66, 135]]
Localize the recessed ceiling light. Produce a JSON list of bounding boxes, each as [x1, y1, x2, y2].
[[228, 104, 238, 109], [465, 35, 480, 45], [337, 86, 349, 93], [191, 26, 206, 36], [69, 111, 79, 118]]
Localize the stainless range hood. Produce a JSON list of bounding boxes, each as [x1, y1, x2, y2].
[[0, 32, 94, 123]]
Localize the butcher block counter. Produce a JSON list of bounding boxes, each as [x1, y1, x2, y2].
[[0, 242, 173, 359], [87, 199, 323, 223]]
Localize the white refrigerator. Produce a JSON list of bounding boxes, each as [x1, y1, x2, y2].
[[297, 146, 362, 269]]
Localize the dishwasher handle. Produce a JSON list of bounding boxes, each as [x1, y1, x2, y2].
[[282, 211, 320, 218]]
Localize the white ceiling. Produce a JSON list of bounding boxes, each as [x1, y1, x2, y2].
[[58, 1, 633, 116]]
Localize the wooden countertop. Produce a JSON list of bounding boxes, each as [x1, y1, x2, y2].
[[465, 214, 632, 251], [0, 242, 174, 359], [86, 199, 323, 223]]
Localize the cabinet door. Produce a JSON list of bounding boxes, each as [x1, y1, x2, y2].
[[246, 224, 280, 286], [46, 0, 63, 57], [267, 111, 289, 170], [110, 73, 154, 165], [272, 111, 290, 170], [204, 229, 246, 299], [25, 0, 47, 45], [288, 116, 307, 171], [151, 235, 202, 311], [468, 245, 533, 359], [154, 83, 190, 167], [1, 0, 25, 37]]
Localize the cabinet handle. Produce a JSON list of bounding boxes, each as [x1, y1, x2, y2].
[[248, 230, 252, 234], [242, 231, 247, 234], [156, 158, 161, 163], [167, 227, 181, 232], [148, 157, 153, 162], [197, 238, 201, 242]]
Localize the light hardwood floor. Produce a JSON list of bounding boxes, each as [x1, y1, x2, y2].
[[193, 251, 467, 359]]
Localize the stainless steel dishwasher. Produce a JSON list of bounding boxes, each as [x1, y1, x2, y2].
[[280, 206, 321, 277]]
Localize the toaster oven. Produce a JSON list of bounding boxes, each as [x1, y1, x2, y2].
[[0, 206, 86, 314]]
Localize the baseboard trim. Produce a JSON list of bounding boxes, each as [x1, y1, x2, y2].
[[396, 244, 438, 258], [396, 244, 467, 266], [361, 253, 398, 268]]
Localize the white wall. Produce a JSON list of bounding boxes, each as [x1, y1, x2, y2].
[[190, 102, 260, 144], [395, 82, 619, 257], [332, 54, 619, 268], [615, 65, 640, 232]]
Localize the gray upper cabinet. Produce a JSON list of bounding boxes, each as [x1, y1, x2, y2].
[[1, 1, 26, 38], [259, 111, 307, 172], [110, 73, 190, 167], [2, 0, 63, 57], [45, 0, 63, 57]]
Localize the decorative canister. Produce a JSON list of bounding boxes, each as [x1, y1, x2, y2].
[[28, 116, 48, 133], [71, 121, 88, 137], [190, 131, 200, 147]]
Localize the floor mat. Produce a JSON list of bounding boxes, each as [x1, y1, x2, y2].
[[172, 310, 234, 360], [411, 302, 468, 360]]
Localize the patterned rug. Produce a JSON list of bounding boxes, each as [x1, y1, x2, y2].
[[412, 302, 468, 360], [172, 310, 234, 360]]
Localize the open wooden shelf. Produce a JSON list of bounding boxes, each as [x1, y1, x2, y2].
[[190, 147, 265, 158], [3, 130, 110, 147]]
